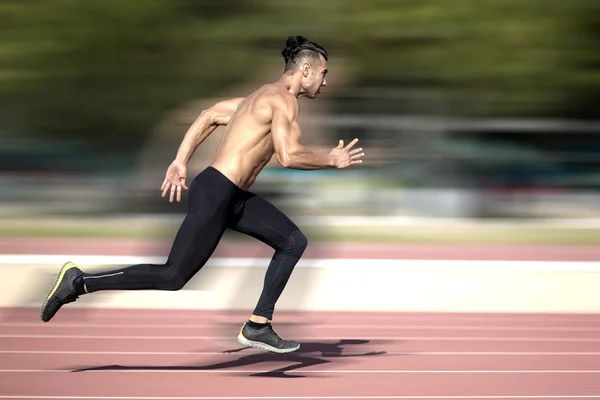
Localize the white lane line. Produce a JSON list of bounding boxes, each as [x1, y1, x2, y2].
[[2, 369, 600, 374], [3, 323, 600, 332], [2, 334, 600, 342], [2, 396, 600, 399], [2, 350, 600, 356], [3, 309, 598, 324], [2, 396, 600, 400], [3, 255, 600, 271]]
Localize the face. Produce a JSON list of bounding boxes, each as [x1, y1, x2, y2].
[[301, 56, 328, 99]]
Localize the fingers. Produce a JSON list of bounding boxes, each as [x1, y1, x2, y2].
[[162, 182, 184, 202], [161, 182, 170, 198], [169, 184, 176, 203], [176, 177, 187, 202], [161, 179, 188, 202], [350, 146, 364, 162], [351, 148, 365, 165], [161, 166, 189, 202], [344, 138, 359, 150], [168, 183, 182, 203], [337, 140, 344, 148]]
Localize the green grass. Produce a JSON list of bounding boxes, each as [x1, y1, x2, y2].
[[306, 227, 600, 244], [1, 218, 599, 244]]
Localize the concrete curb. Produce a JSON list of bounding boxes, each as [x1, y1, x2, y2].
[[4, 257, 600, 314]]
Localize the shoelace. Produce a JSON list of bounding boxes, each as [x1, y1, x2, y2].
[[266, 324, 290, 345], [250, 322, 283, 341]]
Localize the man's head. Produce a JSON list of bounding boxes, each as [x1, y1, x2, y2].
[[282, 36, 328, 98]]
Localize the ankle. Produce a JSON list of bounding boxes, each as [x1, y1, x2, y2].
[[73, 276, 87, 295], [249, 314, 271, 324]]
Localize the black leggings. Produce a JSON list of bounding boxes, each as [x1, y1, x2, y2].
[[82, 166, 307, 320]]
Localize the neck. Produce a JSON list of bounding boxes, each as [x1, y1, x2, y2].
[[277, 71, 306, 98]]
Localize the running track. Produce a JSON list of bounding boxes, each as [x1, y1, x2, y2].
[[2, 239, 599, 398], [2, 307, 600, 399], [2, 237, 600, 261]]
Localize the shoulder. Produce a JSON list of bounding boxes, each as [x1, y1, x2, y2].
[[257, 84, 298, 120], [218, 97, 245, 110], [198, 97, 245, 126]]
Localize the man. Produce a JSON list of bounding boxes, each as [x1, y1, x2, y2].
[[40, 36, 364, 354]]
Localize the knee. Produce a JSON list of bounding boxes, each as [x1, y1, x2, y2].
[[278, 229, 308, 257], [294, 230, 309, 254], [159, 267, 188, 291]]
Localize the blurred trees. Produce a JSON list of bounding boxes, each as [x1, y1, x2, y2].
[[0, 0, 270, 152], [340, 0, 600, 119], [0, 0, 598, 158]]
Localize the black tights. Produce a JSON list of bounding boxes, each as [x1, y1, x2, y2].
[[81, 166, 307, 320]]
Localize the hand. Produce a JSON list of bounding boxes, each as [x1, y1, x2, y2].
[[160, 160, 189, 203], [328, 138, 364, 168]]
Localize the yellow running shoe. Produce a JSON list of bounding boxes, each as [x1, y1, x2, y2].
[[40, 261, 84, 322]]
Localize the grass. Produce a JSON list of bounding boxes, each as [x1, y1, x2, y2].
[[1, 216, 599, 244], [307, 226, 600, 244]]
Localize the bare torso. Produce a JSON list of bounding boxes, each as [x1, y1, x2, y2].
[[210, 84, 294, 190]]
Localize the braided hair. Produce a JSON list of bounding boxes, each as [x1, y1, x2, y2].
[[282, 36, 328, 72]]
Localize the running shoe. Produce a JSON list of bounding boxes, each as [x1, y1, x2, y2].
[[40, 261, 84, 322], [237, 321, 300, 353]]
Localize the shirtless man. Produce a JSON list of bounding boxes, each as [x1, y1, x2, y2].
[[40, 36, 364, 354]]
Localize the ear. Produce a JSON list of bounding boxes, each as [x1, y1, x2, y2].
[[302, 62, 310, 77]]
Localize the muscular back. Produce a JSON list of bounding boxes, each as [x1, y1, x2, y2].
[[211, 83, 298, 190]]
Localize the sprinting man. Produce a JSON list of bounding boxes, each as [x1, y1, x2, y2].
[[40, 36, 364, 354]]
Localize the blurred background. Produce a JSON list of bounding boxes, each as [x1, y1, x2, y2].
[[1, 0, 599, 246]]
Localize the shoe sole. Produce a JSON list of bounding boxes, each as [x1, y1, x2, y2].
[[40, 262, 76, 322], [237, 334, 300, 354]]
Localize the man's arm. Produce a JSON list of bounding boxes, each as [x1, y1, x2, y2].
[[160, 97, 244, 203], [174, 97, 244, 165], [271, 99, 364, 170], [271, 100, 336, 170]]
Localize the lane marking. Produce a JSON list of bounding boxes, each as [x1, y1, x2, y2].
[[3, 309, 599, 323], [2, 334, 600, 342], [3, 322, 600, 332], [2, 396, 600, 399], [2, 255, 600, 271], [2, 350, 600, 356], [2, 396, 600, 400], [2, 369, 600, 374]]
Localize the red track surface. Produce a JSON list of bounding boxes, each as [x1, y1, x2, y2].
[[2, 237, 599, 261], [2, 307, 600, 399]]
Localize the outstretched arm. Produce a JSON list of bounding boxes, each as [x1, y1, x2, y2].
[[271, 99, 364, 170], [174, 97, 244, 165], [161, 97, 244, 202]]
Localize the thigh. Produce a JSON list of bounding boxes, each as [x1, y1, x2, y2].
[[229, 192, 300, 248], [166, 176, 232, 279]]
